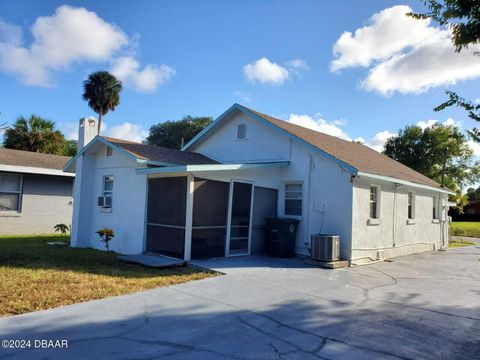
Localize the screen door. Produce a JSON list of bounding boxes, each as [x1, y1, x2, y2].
[[228, 181, 253, 256]]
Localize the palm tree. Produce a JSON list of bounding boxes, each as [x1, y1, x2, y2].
[[82, 71, 122, 135], [3, 115, 67, 154]]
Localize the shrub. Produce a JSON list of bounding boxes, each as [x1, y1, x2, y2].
[[96, 228, 115, 252], [54, 224, 69, 235]]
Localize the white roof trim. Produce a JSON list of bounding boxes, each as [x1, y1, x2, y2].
[[135, 161, 290, 175], [356, 171, 453, 194], [0, 164, 75, 177]]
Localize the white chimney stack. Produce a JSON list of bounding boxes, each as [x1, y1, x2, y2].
[[77, 117, 98, 152]]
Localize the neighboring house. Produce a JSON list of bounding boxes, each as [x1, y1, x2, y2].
[[0, 148, 74, 235], [449, 200, 480, 222], [65, 104, 452, 264]]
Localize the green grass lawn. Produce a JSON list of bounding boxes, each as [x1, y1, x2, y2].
[[448, 238, 476, 248], [450, 222, 480, 238], [0, 235, 216, 316]]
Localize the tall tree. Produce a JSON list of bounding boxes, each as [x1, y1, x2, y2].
[[63, 140, 78, 157], [384, 123, 480, 187], [3, 115, 68, 155], [146, 116, 213, 149], [384, 123, 480, 209], [466, 185, 480, 201], [409, 1, 480, 135], [82, 71, 122, 135]]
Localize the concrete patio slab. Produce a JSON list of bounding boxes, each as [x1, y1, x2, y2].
[[118, 253, 186, 268], [0, 244, 479, 360]]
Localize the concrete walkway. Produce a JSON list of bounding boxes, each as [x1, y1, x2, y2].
[[0, 245, 479, 359]]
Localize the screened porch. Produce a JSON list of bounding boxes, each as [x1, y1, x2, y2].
[[137, 162, 288, 261]]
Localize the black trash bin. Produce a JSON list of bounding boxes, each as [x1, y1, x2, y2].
[[265, 218, 299, 258]]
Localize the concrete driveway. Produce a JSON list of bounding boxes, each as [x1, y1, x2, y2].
[[0, 244, 479, 360]]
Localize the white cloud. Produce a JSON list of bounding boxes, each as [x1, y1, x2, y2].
[[287, 113, 351, 140], [286, 58, 310, 76], [105, 122, 147, 143], [243, 58, 289, 85], [234, 91, 252, 103], [331, 5, 480, 95], [110, 56, 175, 93], [58, 122, 79, 141], [0, 6, 174, 92], [416, 117, 461, 130], [416, 119, 438, 130], [365, 130, 397, 152], [0, 19, 22, 46], [468, 141, 480, 157], [243, 57, 309, 85], [58, 119, 147, 143], [0, 6, 127, 86], [286, 113, 398, 152]]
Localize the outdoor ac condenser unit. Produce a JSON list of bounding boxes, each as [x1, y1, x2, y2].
[[311, 234, 340, 262]]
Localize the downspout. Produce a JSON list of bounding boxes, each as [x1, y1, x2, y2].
[[440, 194, 446, 249], [305, 154, 314, 255], [393, 184, 399, 248]]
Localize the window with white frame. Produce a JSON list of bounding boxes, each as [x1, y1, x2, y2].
[[237, 124, 247, 139], [0, 173, 22, 212], [102, 176, 114, 208], [433, 195, 439, 219], [369, 186, 380, 219], [285, 183, 302, 216], [407, 191, 415, 219], [106, 146, 113, 156]]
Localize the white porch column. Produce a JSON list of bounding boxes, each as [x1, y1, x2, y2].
[[184, 174, 194, 261]]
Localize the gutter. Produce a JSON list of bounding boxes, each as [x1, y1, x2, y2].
[[0, 164, 74, 177], [356, 171, 454, 195]]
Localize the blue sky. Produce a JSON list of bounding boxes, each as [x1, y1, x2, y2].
[[0, 0, 479, 153]]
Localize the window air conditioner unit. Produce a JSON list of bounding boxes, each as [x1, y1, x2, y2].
[[311, 234, 340, 262]]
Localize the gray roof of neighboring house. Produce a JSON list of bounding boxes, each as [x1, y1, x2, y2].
[[102, 137, 218, 165], [0, 148, 72, 170], [244, 106, 442, 189]]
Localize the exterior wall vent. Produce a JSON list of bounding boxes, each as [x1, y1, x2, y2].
[[311, 234, 340, 262], [237, 124, 247, 139]]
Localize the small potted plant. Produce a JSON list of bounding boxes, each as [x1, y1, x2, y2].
[[96, 228, 115, 252]]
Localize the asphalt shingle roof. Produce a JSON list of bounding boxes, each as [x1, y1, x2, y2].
[[245, 106, 441, 188], [0, 148, 71, 170], [102, 137, 218, 165]]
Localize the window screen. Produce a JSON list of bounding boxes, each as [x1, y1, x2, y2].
[[408, 191, 415, 219], [285, 183, 302, 216], [0, 173, 22, 212], [433, 196, 439, 219], [102, 176, 113, 208], [370, 186, 379, 219]]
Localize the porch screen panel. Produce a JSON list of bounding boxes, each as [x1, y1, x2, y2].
[[191, 178, 229, 259], [146, 177, 187, 259], [146, 226, 185, 258]]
